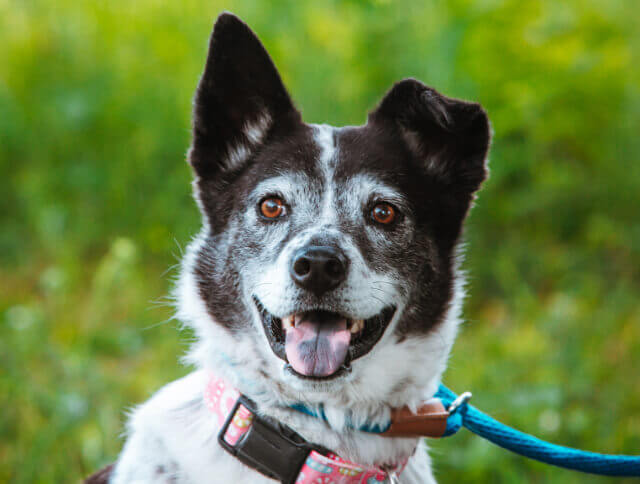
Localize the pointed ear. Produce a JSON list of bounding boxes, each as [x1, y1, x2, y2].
[[370, 79, 491, 195], [189, 13, 301, 179]]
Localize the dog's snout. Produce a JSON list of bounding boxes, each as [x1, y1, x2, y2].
[[290, 246, 348, 296]]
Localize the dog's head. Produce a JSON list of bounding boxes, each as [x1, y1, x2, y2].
[[178, 14, 490, 406]]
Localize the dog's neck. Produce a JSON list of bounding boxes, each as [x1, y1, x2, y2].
[[185, 331, 450, 436]]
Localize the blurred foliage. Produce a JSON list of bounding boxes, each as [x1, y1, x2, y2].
[[1, 0, 639, 482]]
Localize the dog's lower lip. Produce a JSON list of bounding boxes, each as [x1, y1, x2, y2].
[[284, 363, 352, 381]]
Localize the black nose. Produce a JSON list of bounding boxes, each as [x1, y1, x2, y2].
[[290, 246, 348, 296]]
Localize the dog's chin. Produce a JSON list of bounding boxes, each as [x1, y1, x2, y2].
[[280, 363, 353, 393], [252, 296, 396, 386]]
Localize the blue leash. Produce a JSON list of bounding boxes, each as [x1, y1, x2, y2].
[[434, 384, 640, 477], [289, 384, 640, 477]]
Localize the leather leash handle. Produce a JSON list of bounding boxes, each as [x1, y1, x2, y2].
[[383, 398, 449, 438]]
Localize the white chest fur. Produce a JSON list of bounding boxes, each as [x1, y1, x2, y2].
[[110, 370, 436, 483]]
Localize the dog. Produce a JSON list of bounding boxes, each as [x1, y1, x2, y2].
[[93, 12, 491, 484]]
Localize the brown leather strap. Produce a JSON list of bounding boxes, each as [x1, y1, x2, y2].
[[383, 398, 449, 438]]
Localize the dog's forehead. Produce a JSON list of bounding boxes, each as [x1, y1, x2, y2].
[[249, 123, 411, 202], [333, 124, 413, 181]]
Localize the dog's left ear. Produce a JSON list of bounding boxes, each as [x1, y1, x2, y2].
[[370, 79, 491, 196], [189, 13, 301, 180]]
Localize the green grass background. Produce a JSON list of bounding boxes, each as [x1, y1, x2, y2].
[[1, 0, 639, 482]]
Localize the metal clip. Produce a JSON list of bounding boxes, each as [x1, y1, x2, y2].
[[386, 470, 400, 484], [447, 391, 472, 415]]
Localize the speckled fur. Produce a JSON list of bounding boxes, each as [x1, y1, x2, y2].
[[108, 12, 490, 484]]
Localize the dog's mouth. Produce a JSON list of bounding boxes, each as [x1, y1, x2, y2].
[[254, 296, 396, 381]]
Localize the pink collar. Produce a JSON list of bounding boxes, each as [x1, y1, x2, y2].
[[204, 373, 408, 483]]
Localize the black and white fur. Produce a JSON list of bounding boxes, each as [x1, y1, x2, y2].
[[110, 13, 490, 484]]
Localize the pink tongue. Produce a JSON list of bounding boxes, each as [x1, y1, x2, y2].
[[285, 318, 351, 377]]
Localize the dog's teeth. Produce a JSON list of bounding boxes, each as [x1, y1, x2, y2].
[[350, 319, 364, 334], [282, 315, 294, 330]]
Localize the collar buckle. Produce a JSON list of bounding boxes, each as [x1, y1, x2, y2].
[[218, 395, 320, 484]]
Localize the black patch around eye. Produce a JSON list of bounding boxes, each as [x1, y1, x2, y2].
[[364, 201, 403, 229]]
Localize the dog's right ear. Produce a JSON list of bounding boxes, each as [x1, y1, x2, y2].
[[370, 79, 491, 197], [189, 13, 301, 179]]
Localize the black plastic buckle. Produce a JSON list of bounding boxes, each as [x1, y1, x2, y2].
[[218, 395, 318, 484]]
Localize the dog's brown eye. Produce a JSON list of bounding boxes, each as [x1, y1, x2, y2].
[[372, 203, 396, 225], [260, 197, 286, 219]]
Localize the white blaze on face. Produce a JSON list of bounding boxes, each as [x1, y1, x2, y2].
[[313, 124, 339, 226]]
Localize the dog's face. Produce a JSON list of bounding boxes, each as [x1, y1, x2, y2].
[[180, 14, 490, 402]]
